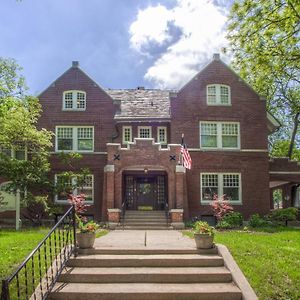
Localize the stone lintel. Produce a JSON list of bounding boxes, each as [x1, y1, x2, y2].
[[104, 165, 115, 172], [176, 165, 186, 173]]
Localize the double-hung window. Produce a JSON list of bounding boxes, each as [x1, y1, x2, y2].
[[200, 122, 240, 149], [138, 126, 152, 138], [122, 126, 132, 144], [56, 126, 94, 152], [63, 90, 86, 111], [201, 173, 241, 203], [157, 127, 167, 144], [207, 84, 230, 105], [55, 174, 94, 203]]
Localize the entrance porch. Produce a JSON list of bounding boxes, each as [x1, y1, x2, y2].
[[102, 138, 188, 229]]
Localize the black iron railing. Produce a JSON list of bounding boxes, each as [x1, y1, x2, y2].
[[121, 201, 126, 230], [1, 205, 76, 300], [165, 202, 169, 227]]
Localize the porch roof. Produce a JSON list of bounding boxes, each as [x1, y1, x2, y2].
[[106, 89, 171, 120]]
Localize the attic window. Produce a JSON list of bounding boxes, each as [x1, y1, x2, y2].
[[207, 84, 231, 105], [63, 90, 86, 111]]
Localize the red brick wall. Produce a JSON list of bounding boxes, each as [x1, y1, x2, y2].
[[170, 59, 270, 219]]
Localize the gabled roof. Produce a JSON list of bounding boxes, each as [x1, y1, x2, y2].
[[106, 89, 171, 120]]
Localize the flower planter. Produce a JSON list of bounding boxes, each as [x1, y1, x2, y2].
[[194, 233, 214, 249], [76, 232, 96, 249]]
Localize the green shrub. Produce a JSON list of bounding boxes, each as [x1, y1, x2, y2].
[[193, 221, 215, 237], [217, 212, 243, 229], [269, 208, 298, 224], [248, 214, 269, 228]]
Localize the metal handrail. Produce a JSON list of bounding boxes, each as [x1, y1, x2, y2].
[[165, 202, 169, 227], [1, 205, 76, 300], [121, 201, 126, 230]]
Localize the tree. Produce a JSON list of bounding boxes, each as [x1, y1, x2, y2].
[[0, 58, 53, 197], [0, 57, 27, 100], [227, 0, 300, 159]]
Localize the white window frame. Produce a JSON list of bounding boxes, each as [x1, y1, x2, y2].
[[138, 126, 152, 138], [55, 126, 94, 152], [200, 121, 240, 150], [122, 126, 132, 144], [157, 127, 167, 144], [206, 84, 231, 106], [55, 174, 94, 204], [62, 90, 86, 111], [0, 146, 28, 160], [200, 173, 242, 204]]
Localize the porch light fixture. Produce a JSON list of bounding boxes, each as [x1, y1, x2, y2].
[[144, 167, 148, 174]]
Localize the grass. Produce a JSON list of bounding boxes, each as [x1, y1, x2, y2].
[[0, 227, 50, 281], [0, 227, 109, 300], [184, 227, 300, 300]]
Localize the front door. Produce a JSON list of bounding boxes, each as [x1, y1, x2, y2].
[[124, 174, 167, 210], [137, 178, 155, 209]]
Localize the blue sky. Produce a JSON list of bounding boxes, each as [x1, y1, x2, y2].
[[0, 0, 231, 95]]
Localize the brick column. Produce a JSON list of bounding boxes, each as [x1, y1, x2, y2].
[[104, 165, 120, 229], [171, 165, 186, 229]]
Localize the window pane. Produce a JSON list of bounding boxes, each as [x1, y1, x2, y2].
[[222, 136, 238, 148], [123, 127, 132, 143], [77, 128, 93, 151], [202, 174, 218, 201], [64, 92, 73, 109], [57, 128, 73, 150], [223, 174, 239, 201], [139, 128, 151, 138], [201, 123, 217, 147], [158, 128, 167, 143], [77, 175, 93, 202], [201, 135, 217, 147], [78, 139, 93, 150], [220, 86, 229, 104], [15, 150, 25, 160], [76, 92, 86, 109], [56, 175, 73, 201], [222, 124, 238, 148], [207, 86, 216, 104]]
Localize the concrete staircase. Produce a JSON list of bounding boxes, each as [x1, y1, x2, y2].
[[119, 210, 171, 230], [49, 248, 242, 300]]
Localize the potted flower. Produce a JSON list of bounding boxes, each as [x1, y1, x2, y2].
[[69, 194, 99, 249], [76, 219, 99, 248], [193, 221, 215, 249]]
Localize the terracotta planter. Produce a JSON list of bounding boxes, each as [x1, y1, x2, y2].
[[76, 232, 96, 249], [194, 233, 214, 249]]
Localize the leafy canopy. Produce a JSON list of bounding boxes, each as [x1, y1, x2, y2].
[[227, 0, 300, 158]]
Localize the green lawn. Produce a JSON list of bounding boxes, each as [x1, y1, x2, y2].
[[0, 227, 50, 281], [0, 228, 109, 281], [184, 227, 300, 300]]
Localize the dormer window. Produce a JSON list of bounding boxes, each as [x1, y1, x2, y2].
[[63, 90, 86, 111], [207, 84, 230, 105]]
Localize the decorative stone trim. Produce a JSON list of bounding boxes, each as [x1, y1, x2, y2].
[[104, 165, 115, 172], [176, 166, 185, 173], [107, 208, 121, 223], [171, 222, 185, 229], [170, 209, 184, 223]]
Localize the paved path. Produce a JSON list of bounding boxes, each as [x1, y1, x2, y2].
[[94, 230, 195, 249]]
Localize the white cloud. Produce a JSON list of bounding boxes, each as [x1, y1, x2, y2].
[[129, 0, 230, 89]]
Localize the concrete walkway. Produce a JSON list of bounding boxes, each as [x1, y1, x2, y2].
[[94, 230, 195, 249]]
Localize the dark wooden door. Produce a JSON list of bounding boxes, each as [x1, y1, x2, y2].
[[137, 178, 155, 208]]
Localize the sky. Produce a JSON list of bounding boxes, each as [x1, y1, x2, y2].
[[0, 0, 233, 95]]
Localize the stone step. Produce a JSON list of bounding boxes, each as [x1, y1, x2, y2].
[[66, 254, 224, 268], [58, 266, 232, 283], [78, 248, 218, 255], [125, 212, 166, 216], [122, 216, 168, 220], [123, 221, 168, 226], [49, 282, 242, 300], [118, 226, 171, 230]]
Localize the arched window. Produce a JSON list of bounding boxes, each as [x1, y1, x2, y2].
[[206, 84, 231, 105], [63, 90, 86, 110]]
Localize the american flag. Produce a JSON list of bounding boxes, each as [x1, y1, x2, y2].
[[181, 134, 192, 169]]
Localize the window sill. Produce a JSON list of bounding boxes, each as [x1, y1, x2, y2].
[[206, 103, 231, 106], [201, 201, 243, 205], [62, 109, 86, 112]]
